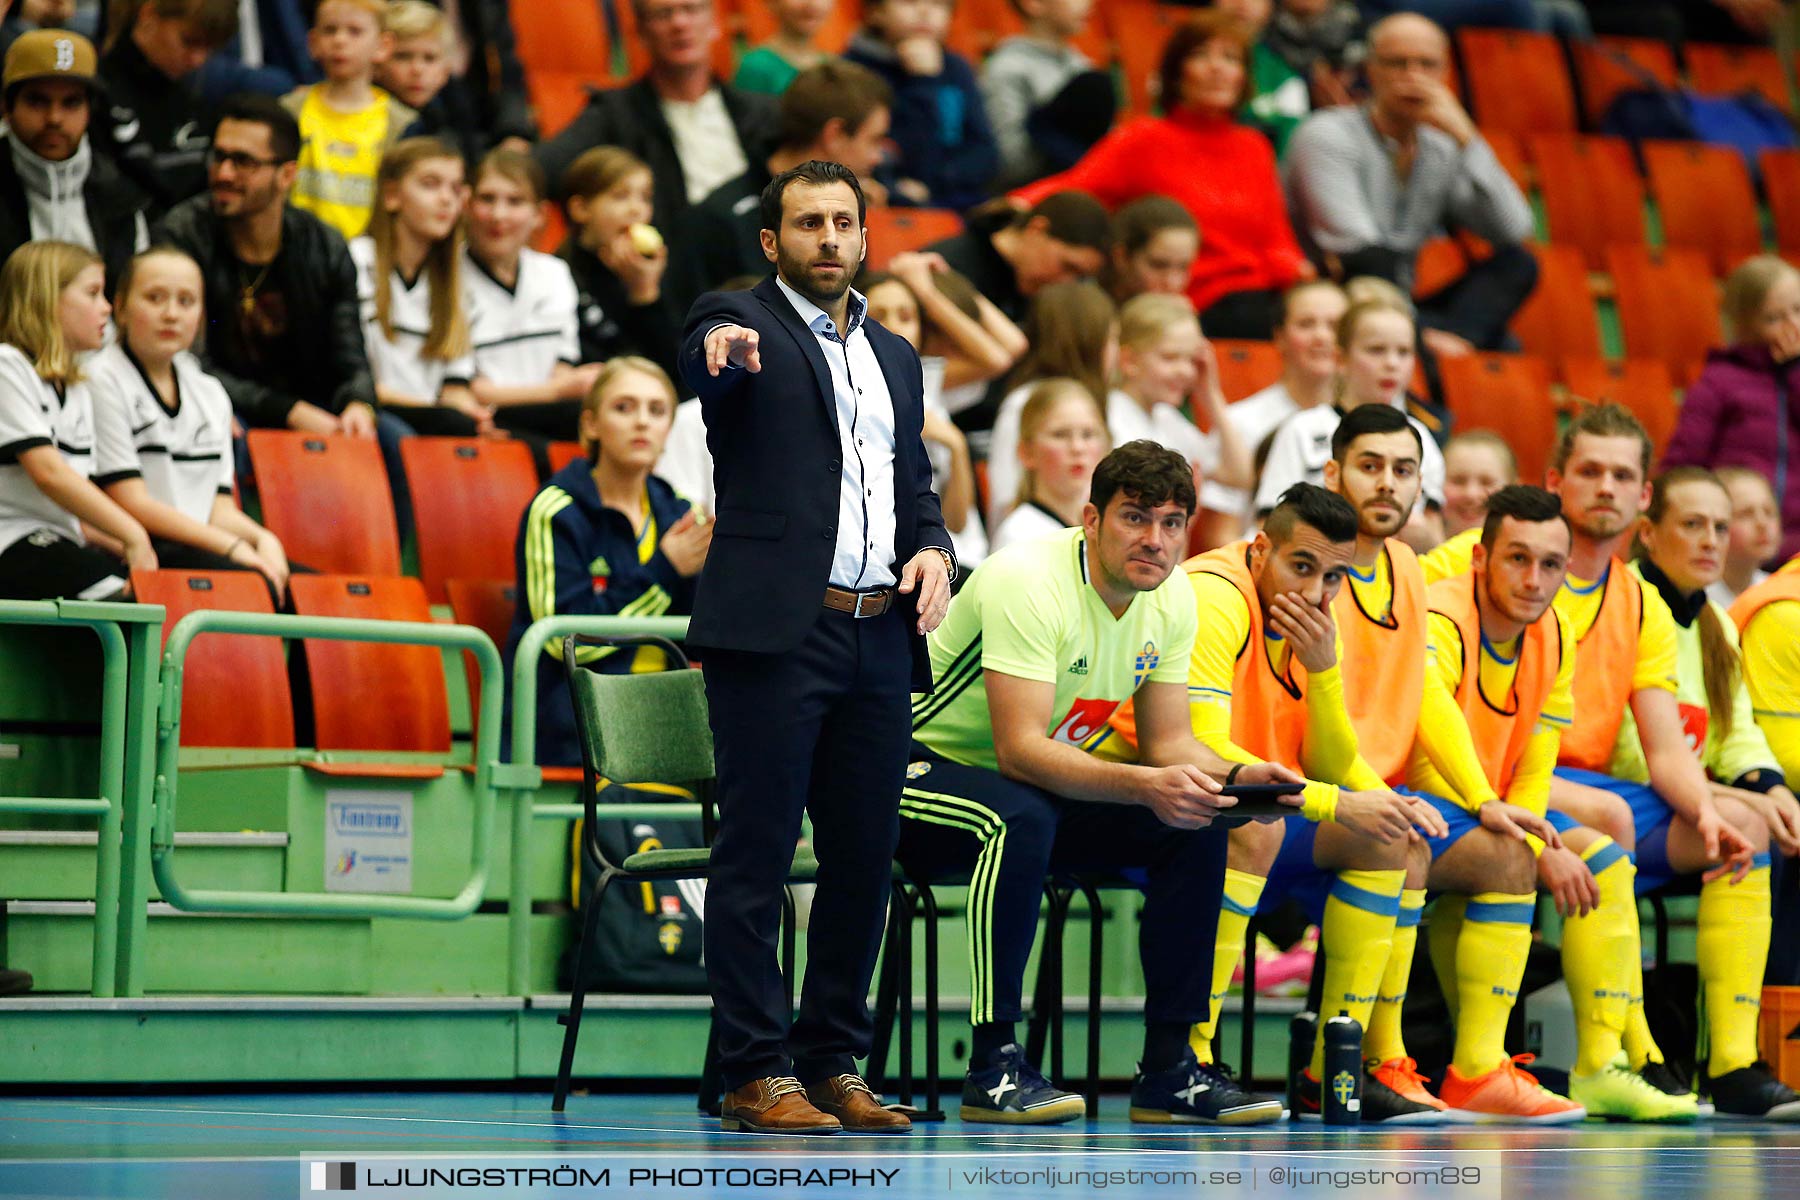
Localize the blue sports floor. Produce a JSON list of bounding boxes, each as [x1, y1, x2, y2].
[[1, 1092, 1797, 1199]]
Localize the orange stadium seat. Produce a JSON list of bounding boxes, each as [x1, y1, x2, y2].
[[1644, 140, 1763, 277], [1606, 244, 1721, 379], [1573, 36, 1679, 128], [1760, 148, 1800, 263], [547, 440, 587, 474], [1529, 133, 1646, 269], [1481, 128, 1530, 192], [1211, 339, 1282, 403], [1511, 243, 1602, 361], [1684, 43, 1790, 110], [446, 578, 519, 732], [289, 575, 451, 754], [1457, 28, 1577, 136], [129, 570, 293, 749], [738, 0, 862, 53], [513, 0, 613, 75], [400, 438, 540, 604], [1439, 352, 1557, 485], [1560, 356, 1677, 457], [245, 431, 400, 577], [1412, 236, 1469, 299], [528, 73, 609, 140], [1111, 1, 1189, 115], [864, 208, 964, 270]]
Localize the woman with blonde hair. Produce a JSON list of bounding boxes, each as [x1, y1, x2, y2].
[[505, 357, 712, 766], [1665, 254, 1800, 562], [353, 137, 480, 434], [984, 280, 1117, 529], [0, 241, 154, 600], [989, 378, 1110, 553]]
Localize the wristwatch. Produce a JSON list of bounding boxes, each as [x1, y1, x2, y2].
[[931, 546, 957, 583]]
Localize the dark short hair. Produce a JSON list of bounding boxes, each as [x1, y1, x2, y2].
[[760, 159, 867, 233], [777, 61, 893, 152], [1331, 403, 1422, 463], [213, 92, 300, 163], [1480, 484, 1570, 550], [1019, 189, 1114, 256], [1264, 482, 1359, 545], [1090, 439, 1197, 517]]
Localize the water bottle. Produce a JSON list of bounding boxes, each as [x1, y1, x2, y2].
[[1321, 1010, 1363, 1126], [1286, 1010, 1317, 1115]]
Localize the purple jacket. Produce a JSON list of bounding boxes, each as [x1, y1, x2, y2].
[[1663, 342, 1800, 562]]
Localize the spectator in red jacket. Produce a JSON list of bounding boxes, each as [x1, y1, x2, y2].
[[1011, 9, 1308, 339], [1663, 254, 1800, 562]]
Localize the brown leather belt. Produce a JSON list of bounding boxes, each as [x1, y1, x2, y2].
[[822, 585, 896, 619]]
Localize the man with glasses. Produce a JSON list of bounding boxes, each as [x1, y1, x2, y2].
[[1282, 12, 1536, 357], [0, 29, 150, 289], [158, 92, 379, 441], [536, 0, 776, 238]]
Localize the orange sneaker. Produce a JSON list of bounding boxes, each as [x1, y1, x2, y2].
[[1372, 1057, 1449, 1113], [1439, 1054, 1587, 1124]]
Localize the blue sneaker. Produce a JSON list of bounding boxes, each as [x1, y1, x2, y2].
[[959, 1042, 1085, 1124], [1130, 1048, 1286, 1125]]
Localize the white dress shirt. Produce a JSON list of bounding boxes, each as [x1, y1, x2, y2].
[[774, 276, 899, 590]]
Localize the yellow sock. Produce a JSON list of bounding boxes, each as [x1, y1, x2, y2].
[[1427, 893, 1467, 1025], [1559, 840, 1636, 1075], [1451, 891, 1535, 1078], [1366, 888, 1426, 1064], [1699, 857, 1773, 1077], [1309, 868, 1404, 1077], [1190, 869, 1265, 1064]]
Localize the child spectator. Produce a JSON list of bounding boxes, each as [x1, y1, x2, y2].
[[1195, 278, 1345, 541], [464, 148, 596, 450], [876, 250, 1025, 414], [989, 375, 1108, 552], [378, 1, 471, 163], [735, 0, 836, 96], [864, 265, 991, 568], [556, 146, 679, 386], [1109, 291, 1249, 505], [97, 0, 240, 214], [0, 240, 151, 600], [845, 0, 997, 210], [984, 278, 1116, 529], [980, 0, 1112, 189], [1664, 255, 1800, 564], [352, 136, 478, 434], [505, 356, 712, 767], [1710, 466, 1783, 608], [1440, 428, 1515, 537], [282, 0, 417, 240], [927, 190, 1111, 329], [88, 245, 292, 600], [1105, 195, 1198, 304]]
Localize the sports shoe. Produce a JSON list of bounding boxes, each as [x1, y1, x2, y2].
[[1293, 1062, 1446, 1124], [1569, 1055, 1698, 1123], [1372, 1057, 1450, 1115], [1439, 1054, 1587, 1124], [959, 1042, 1085, 1124], [1637, 1057, 1693, 1097], [1128, 1048, 1285, 1125], [1705, 1062, 1800, 1121]]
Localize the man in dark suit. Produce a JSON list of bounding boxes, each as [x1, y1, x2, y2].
[[680, 160, 953, 1136], [536, 0, 776, 239]]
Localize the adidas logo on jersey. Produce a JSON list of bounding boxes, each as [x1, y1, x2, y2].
[[1068, 656, 1089, 676]]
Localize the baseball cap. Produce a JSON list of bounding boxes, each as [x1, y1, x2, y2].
[[3, 29, 99, 98]]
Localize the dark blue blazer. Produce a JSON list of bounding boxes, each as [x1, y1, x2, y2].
[[679, 275, 951, 691]]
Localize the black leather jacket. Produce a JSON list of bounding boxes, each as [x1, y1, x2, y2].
[[155, 195, 376, 429]]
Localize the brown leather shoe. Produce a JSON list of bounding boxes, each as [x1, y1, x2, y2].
[[804, 1074, 913, 1132], [721, 1076, 842, 1134]]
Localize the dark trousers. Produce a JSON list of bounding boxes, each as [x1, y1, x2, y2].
[[895, 743, 1226, 1030], [699, 603, 913, 1089], [1198, 288, 1283, 340], [1417, 242, 1540, 352]]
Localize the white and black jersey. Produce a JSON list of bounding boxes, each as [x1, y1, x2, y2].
[[0, 343, 98, 555], [351, 236, 476, 404], [464, 248, 581, 386], [88, 342, 234, 522]]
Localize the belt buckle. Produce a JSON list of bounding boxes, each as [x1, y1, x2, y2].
[[853, 590, 884, 619]]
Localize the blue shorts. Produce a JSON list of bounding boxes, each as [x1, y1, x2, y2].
[[1260, 816, 1334, 922], [1417, 789, 1582, 861], [1552, 767, 1678, 894]]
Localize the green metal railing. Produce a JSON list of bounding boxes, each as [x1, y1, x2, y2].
[[500, 614, 699, 995], [149, 610, 504, 921], [0, 598, 164, 997]]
